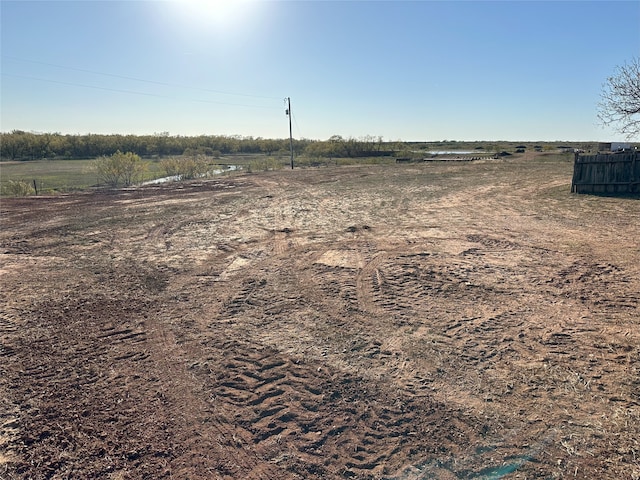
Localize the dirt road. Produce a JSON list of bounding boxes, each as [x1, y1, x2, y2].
[[1, 155, 639, 479]]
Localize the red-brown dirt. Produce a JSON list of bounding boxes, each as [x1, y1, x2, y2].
[[1, 155, 639, 479]]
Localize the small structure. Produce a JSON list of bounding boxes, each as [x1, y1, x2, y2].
[[597, 142, 633, 152], [571, 151, 639, 194]]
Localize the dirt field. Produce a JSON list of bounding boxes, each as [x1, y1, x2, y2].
[[1, 154, 639, 479]]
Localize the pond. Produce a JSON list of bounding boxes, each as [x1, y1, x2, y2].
[[143, 165, 239, 185], [428, 150, 476, 155]]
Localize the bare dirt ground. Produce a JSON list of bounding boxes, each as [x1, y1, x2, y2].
[[1, 154, 639, 479]]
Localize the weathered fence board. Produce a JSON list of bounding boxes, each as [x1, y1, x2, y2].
[[571, 152, 639, 194]]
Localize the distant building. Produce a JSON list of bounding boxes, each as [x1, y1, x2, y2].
[[598, 142, 633, 152]]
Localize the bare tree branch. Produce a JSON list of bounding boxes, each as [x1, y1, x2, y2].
[[597, 57, 640, 140]]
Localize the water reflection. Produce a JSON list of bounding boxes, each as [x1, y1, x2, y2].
[[143, 165, 238, 185]]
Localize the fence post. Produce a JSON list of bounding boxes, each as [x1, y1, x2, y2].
[[571, 152, 579, 193]]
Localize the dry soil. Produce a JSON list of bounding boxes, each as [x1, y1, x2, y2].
[[1, 155, 639, 479]]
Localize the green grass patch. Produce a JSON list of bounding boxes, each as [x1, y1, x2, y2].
[[0, 158, 165, 195]]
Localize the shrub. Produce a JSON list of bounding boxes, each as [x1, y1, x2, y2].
[[94, 151, 147, 187], [160, 157, 181, 177], [4, 180, 35, 196], [247, 156, 285, 172], [161, 155, 210, 179], [181, 155, 210, 179]]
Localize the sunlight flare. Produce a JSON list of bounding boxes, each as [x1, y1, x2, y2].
[[171, 0, 261, 32]]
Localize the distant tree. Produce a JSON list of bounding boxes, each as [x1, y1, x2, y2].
[[328, 135, 347, 157], [304, 140, 335, 159], [598, 57, 640, 139], [259, 138, 283, 156], [0, 131, 24, 159], [149, 131, 171, 156]]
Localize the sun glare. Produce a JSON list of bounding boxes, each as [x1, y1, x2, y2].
[[172, 0, 259, 32]]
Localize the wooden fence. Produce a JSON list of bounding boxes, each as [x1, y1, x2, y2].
[[571, 152, 639, 194]]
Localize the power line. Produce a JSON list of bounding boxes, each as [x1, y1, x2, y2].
[[1, 55, 283, 101], [292, 111, 303, 139], [1, 72, 281, 110]]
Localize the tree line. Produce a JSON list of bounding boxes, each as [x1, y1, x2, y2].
[[0, 131, 395, 161]]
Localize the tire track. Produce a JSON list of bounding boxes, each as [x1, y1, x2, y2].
[[185, 337, 487, 479], [356, 252, 389, 316], [3, 291, 262, 479]]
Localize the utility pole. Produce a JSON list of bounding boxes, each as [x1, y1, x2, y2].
[[286, 97, 294, 169]]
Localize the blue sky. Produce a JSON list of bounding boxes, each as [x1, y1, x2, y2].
[[1, 1, 639, 141]]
